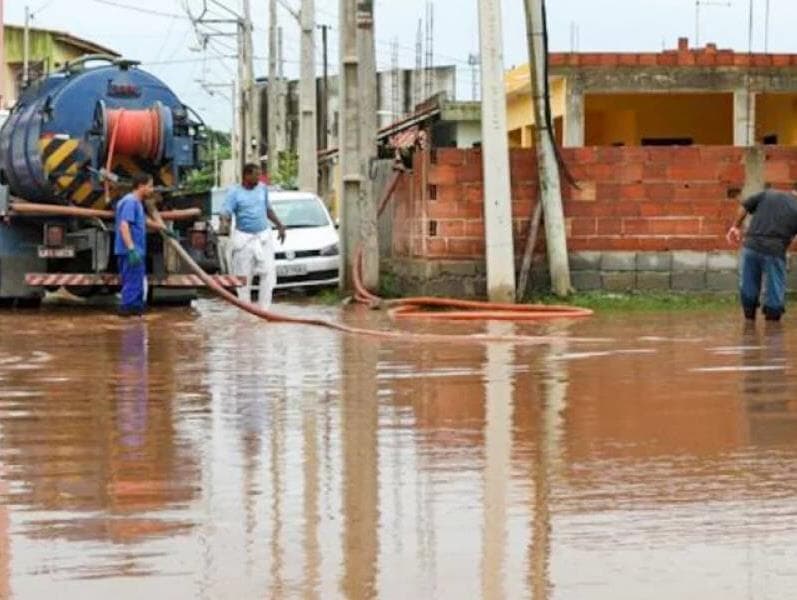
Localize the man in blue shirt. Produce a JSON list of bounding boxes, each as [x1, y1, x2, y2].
[[220, 163, 287, 309], [115, 174, 154, 316]]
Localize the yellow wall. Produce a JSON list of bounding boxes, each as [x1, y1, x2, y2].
[[584, 93, 734, 146], [505, 72, 566, 148], [757, 94, 797, 145]]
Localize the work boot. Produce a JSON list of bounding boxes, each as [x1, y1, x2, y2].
[[743, 304, 757, 321], [763, 306, 783, 322]]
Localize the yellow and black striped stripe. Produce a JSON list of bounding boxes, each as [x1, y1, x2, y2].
[[38, 135, 178, 208]]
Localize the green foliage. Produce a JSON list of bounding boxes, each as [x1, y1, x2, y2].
[[378, 272, 402, 299], [532, 292, 737, 312], [183, 130, 231, 193], [271, 152, 299, 189]]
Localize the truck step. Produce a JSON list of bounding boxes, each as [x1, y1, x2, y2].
[[26, 273, 246, 288]]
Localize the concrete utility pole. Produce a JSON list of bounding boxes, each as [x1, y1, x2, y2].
[[267, 0, 279, 177], [277, 26, 287, 155], [339, 0, 362, 291], [298, 0, 318, 193], [357, 0, 379, 290], [319, 24, 330, 150], [23, 6, 30, 88], [523, 0, 572, 297], [235, 21, 248, 174], [242, 0, 258, 165], [478, 0, 517, 303]]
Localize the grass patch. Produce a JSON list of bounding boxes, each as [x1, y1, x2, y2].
[[313, 287, 344, 306], [531, 291, 738, 312], [378, 272, 402, 299]]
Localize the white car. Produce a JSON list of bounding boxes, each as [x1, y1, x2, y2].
[[269, 191, 340, 289]]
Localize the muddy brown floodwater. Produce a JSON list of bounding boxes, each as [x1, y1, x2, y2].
[[0, 299, 796, 599]]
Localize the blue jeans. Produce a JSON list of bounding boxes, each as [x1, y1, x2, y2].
[[740, 247, 787, 320], [118, 255, 147, 312]]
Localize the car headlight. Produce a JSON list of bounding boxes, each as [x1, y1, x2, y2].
[[320, 243, 339, 256]]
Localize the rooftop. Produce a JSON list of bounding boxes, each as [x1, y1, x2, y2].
[[4, 24, 119, 58]]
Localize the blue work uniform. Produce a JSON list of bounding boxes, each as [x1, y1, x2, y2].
[[115, 193, 147, 312]]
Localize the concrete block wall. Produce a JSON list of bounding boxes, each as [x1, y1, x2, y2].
[[384, 145, 797, 296], [392, 145, 797, 260]]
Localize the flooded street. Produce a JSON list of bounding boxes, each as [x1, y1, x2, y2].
[[0, 300, 796, 599]]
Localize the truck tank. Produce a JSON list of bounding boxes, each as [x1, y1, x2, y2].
[[0, 55, 203, 207]]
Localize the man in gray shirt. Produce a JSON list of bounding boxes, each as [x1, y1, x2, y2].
[[727, 186, 797, 321]]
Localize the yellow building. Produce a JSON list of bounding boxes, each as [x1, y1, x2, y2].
[[505, 38, 797, 148], [1, 24, 119, 109]]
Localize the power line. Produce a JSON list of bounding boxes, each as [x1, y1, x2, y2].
[[89, 0, 186, 19]]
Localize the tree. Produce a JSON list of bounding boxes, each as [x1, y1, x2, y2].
[[183, 130, 231, 193]]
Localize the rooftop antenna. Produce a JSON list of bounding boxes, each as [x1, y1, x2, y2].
[[424, 1, 434, 100], [695, 0, 732, 47]]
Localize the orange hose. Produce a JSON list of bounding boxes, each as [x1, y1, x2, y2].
[[106, 108, 161, 161], [351, 168, 593, 322], [149, 205, 601, 345]]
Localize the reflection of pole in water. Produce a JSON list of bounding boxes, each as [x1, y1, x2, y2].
[[481, 322, 516, 600], [302, 402, 321, 599], [530, 331, 570, 600], [341, 336, 380, 599], [0, 465, 8, 600], [269, 397, 286, 598]]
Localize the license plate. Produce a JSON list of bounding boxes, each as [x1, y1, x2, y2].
[[38, 246, 75, 258], [278, 263, 308, 277]]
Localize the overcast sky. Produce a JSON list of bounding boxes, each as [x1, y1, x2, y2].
[[5, 0, 794, 130]]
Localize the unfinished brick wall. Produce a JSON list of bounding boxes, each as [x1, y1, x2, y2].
[[391, 146, 797, 261]]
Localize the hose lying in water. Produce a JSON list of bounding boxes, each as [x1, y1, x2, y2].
[[350, 169, 593, 322], [147, 204, 598, 345]]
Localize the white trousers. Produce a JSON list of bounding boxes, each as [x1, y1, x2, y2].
[[230, 228, 276, 309]]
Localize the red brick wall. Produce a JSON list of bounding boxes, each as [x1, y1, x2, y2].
[[391, 146, 797, 260]]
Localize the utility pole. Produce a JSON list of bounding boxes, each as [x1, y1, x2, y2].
[[357, 0, 379, 290], [267, 0, 279, 177], [235, 20, 248, 174], [242, 0, 258, 165], [424, 2, 434, 100], [23, 5, 30, 88], [478, 0, 516, 302], [278, 26, 286, 153], [320, 24, 329, 150], [298, 0, 318, 193], [524, 0, 571, 296], [468, 53, 479, 101], [339, 0, 362, 292], [414, 19, 422, 108], [0, 0, 5, 109]]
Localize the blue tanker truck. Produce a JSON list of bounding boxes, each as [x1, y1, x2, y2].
[[0, 55, 232, 306]]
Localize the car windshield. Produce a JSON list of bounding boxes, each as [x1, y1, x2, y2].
[[271, 197, 330, 229]]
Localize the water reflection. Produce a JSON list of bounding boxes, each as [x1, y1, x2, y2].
[[0, 304, 796, 598]]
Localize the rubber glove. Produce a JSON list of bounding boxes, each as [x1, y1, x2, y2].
[[128, 248, 143, 267]]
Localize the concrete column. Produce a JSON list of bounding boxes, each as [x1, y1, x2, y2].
[[563, 79, 585, 147], [733, 89, 756, 147], [478, 0, 517, 303]]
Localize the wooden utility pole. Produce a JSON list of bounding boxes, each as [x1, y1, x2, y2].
[[339, 0, 362, 291], [267, 0, 279, 177], [478, 0, 517, 303], [523, 0, 571, 296], [298, 0, 318, 193], [357, 0, 379, 290]]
